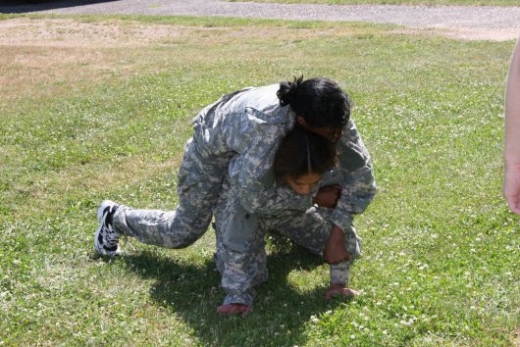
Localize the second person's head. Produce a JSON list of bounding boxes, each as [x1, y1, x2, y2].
[[274, 127, 337, 195]]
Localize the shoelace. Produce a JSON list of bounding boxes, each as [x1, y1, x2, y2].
[[103, 209, 136, 251], [102, 224, 120, 248]]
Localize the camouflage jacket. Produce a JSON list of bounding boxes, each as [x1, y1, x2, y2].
[[192, 83, 376, 232]]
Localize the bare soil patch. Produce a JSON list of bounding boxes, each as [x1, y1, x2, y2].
[[0, 17, 515, 102], [391, 27, 518, 42], [0, 18, 183, 47], [0, 18, 189, 100]]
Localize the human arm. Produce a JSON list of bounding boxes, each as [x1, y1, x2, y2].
[[323, 224, 349, 264], [504, 36, 520, 215], [327, 120, 377, 233], [318, 121, 375, 264]]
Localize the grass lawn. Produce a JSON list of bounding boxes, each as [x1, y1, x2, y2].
[[0, 13, 519, 346], [229, 0, 520, 6]]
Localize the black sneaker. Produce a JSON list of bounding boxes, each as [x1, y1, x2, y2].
[[94, 200, 120, 256]]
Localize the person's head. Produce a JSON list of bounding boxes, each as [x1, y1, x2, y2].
[[273, 127, 337, 195], [277, 76, 351, 142]]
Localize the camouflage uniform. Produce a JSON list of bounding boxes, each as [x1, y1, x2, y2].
[[108, 84, 376, 308], [110, 84, 296, 247], [214, 120, 375, 307]]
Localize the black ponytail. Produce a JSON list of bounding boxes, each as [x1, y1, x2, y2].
[[277, 76, 351, 130], [277, 75, 304, 107]]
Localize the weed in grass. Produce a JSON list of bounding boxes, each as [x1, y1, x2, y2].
[[1, 15, 518, 347]]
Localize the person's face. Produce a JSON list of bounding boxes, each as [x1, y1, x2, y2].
[[296, 116, 342, 143], [285, 172, 321, 195]]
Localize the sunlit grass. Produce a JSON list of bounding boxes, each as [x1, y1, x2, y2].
[[1, 14, 518, 346]]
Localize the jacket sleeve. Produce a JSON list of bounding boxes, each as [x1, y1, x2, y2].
[[327, 120, 376, 233]]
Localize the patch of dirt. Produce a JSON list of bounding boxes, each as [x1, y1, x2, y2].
[[1, 17, 517, 51], [0, 18, 184, 47], [433, 27, 519, 42], [1, 17, 516, 102], [0, 18, 186, 101], [392, 27, 519, 42]]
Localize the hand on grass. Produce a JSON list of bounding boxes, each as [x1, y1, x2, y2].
[[217, 303, 252, 316], [325, 283, 358, 299]]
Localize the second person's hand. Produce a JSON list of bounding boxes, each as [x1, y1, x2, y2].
[[313, 184, 342, 208]]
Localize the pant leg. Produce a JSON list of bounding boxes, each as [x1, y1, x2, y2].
[[261, 207, 361, 286], [212, 180, 268, 307], [111, 138, 229, 249]]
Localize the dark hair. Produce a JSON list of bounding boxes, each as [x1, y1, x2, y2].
[[277, 76, 350, 131], [273, 127, 337, 181]]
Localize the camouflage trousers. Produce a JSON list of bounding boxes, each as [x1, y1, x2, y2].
[[109, 138, 361, 308], [111, 138, 229, 248], [213, 195, 362, 307]]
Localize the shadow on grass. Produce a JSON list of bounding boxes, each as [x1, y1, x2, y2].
[[0, 0, 117, 14], [121, 242, 354, 347]]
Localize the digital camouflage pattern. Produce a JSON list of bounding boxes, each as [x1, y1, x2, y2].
[[214, 177, 364, 307], [110, 84, 295, 247], [107, 83, 375, 308]]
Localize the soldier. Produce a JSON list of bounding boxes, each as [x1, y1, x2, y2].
[[94, 76, 376, 314], [214, 127, 365, 315]]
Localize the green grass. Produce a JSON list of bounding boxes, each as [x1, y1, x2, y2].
[[1, 14, 519, 346], [229, 0, 520, 6]]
